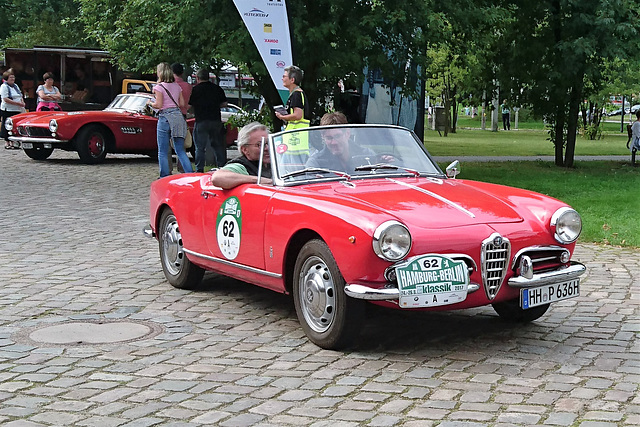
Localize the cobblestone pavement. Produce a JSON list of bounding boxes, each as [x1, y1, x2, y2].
[[0, 149, 638, 427]]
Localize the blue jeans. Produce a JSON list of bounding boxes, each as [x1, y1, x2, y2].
[[194, 119, 225, 171], [157, 116, 193, 177]]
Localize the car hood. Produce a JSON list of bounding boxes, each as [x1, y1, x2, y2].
[[330, 177, 524, 228]]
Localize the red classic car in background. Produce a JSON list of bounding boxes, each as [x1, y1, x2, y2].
[[5, 93, 194, 164], [145, 124, 585, 349]]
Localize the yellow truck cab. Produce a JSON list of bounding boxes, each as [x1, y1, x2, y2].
[[121, 79, 156, 94]]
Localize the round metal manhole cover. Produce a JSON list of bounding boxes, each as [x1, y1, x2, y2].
[[26, 321, 162, 345]]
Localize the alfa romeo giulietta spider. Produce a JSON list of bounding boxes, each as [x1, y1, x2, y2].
[[145, 124, 585, 349]]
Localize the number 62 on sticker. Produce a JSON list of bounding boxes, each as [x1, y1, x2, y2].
[[422, 257, 449, 270]]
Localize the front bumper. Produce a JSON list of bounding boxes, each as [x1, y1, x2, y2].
[[506, 261, 585, 287], [9, 136, 68, 144], [344, 261, 586, 302], [345, 282, 481, 301]]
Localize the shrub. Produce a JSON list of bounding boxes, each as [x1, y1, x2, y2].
[[227, 106, 275, 132]]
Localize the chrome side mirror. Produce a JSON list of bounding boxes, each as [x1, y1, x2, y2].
[[446, 160, 460, 178]]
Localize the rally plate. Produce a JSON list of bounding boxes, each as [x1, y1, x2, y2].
[[395, 254, 469, 308]]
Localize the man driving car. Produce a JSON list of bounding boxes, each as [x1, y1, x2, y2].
[[210, 122, 272, 189]]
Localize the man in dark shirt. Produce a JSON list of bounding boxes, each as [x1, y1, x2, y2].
[[188, 68, 228, 172]]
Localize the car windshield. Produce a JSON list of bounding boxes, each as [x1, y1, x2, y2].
[[271, 125, 443, 184], [105, 94, 150, 113]]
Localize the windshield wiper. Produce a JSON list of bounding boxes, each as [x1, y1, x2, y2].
[[281, 167, 351, 180], [354, 163, 420, 177]]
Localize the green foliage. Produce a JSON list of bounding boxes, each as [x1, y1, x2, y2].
[[77, 0, 435, 121], [1, 0, 91, 48], [514, 108, 538, 122], [580, 122, 603, 140], [492, 0, 640, 165], [227, 107, 276, 133]]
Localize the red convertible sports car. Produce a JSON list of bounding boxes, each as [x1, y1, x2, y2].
[[145, 124, 585, 349], [5, 93, 192, 164]]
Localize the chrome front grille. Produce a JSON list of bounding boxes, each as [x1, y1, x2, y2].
[[18, 126, 50, 137], [481, 233, 510, 300]]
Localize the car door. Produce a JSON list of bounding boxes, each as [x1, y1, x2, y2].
[[200, 179, 274, 271], [106, 112, 157, 151], [133, 114, 159, 150]]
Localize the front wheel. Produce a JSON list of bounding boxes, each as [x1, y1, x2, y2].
[[76, 125, 108, 164], [158, 209, 204, 289], [492, 298, 549, 322], [293, 239, 364, 349], [24, 147, 53, 160]]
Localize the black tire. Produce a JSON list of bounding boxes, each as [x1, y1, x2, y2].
[[76, 125, 108, 164], [158, 209, 204, 290], [293, 239, 364, 349], [23, 147, 53, 160], [492, 298, 549, 322]]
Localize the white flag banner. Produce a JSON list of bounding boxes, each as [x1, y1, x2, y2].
[[233, 0, 293, 104]]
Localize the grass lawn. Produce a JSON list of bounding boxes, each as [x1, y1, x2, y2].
[[426, 120, 637, 248], [434, 160, 640, 248], [424, 127, 630, 157]]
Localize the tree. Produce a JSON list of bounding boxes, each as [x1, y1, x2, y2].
[[425, 1, 510, 135], [492, 0, 640, 167], [79, 0, 436, 124], [1, 0, 89, 48]]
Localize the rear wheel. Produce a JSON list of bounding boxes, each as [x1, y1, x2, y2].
[[293, 239, 364, 349], [24, 147, 53, 160], [76, 125, 108, 164], [158, 209, 204, 289], [492, 298, 549, 322]]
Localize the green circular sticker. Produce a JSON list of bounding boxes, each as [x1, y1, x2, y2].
[[216, 197, 242, 260]]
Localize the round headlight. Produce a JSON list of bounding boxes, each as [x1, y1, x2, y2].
[[373, 221, 412, 261], [551, 207, 582, 244], [4, 117, 13, 131], [49, 119, 58, 133]]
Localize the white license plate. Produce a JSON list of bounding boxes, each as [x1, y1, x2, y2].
[[520, 279, 580, 309], [21, 142, 33, 149]]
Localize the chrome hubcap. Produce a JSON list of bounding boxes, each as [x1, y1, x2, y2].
[[88, 135, 105, 158], [298, 256, 335, 333], [161, 216, 183, 276]]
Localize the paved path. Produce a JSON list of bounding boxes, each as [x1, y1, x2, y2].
[[0, 149, 638, 426], [433, 155, 630, 163]]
